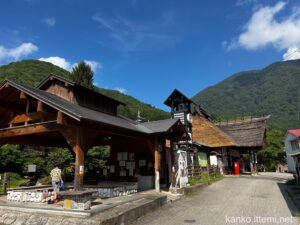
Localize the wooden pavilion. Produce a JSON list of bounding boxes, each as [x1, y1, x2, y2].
[[0, 74, 189, 191]]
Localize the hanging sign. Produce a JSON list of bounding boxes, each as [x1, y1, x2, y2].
[[79, 165, 84, 175]]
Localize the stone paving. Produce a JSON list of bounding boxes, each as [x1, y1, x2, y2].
[[132, 173, 300, 225], [1, 173, 299, 225], [0, 190, 166, 225]]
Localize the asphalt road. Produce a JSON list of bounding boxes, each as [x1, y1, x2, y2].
[[132, 173, 300, 225]]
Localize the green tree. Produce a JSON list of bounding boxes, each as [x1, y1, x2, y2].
[[257, 129, 286, 171], [69, 61, 94, 89], [0, 145, 24, 173], [46, 148, 74, 172], [85, 146, 110, 180]]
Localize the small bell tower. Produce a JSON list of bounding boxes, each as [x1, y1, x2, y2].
[[164, 89, 193, 137]]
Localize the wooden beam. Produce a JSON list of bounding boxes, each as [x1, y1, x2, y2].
[[37, 101, 45, 113], [20, 92, 27, 100], [7, 112, 56, 125], [1, 136, 68, 147], [57, 111, 66, 125], [0, 122, 58, 138], [82, 120, 150, 141]]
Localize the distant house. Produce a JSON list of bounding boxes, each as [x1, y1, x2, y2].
[[164, 89, 270, 175], [192, 115, 236, 173], [216, 116, 270, 174], [284, 130, 300, 176], [192, 115, 269, 174]]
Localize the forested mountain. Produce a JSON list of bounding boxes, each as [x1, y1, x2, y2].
[[192, 59, 300, 130], [0, 60, 169, 121]]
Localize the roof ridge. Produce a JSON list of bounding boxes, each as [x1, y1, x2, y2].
[[193, 115, 237, 147], [215, 115, 271, 126], [36, 73, 125, 106]]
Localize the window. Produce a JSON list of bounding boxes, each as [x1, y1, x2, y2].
[[291, 141, 300, 151]]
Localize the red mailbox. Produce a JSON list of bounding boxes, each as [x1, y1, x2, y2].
[[234, 162, 240, 175]]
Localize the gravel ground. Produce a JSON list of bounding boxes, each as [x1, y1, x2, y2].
[[132, 173, 300, 225]]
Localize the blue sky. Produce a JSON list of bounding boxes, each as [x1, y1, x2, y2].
[[1, 0, 300, 111]]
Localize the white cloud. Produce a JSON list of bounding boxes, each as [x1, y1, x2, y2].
[[283, 47, 300, 60], [44, 17, 56, 26], [0, 42, 38, 61], [225, 1, 300, 60], [92, 13, 178, 51], [39, 56, 73, 71], [84, 60, 102, 72], [38, 56, 101, 72], [114, 87, 127, 94], [235, 0, 256, 6]]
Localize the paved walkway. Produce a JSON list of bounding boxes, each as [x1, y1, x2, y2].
[[132, 173, 300, 225], [0, 190, 166, 225]]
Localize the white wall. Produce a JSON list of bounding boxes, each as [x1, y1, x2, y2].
[[284, 133, 298, 173]]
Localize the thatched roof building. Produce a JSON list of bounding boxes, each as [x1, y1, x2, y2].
[[215, 116, 270, 148], [192, 116, 236, 148]]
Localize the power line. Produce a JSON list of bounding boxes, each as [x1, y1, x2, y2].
[[285, 47, 300, 58]]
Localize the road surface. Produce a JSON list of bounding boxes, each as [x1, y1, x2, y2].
[[132, 173, 299, 225]]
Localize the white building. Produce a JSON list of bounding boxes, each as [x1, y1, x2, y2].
[[284, 130, 300, 174]]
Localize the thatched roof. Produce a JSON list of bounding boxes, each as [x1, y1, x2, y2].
[[215, 116, 270, 148], [192, 116, 236, 147]]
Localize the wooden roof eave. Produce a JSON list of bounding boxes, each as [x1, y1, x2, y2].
[[0, 80, 82, 122], [36, 73, 75, 89], [80, 117, 152, 140], [166, 119, 190, 141], [37, 74, 126, 106]]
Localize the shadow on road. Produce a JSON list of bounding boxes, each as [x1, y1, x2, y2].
[[277, 183, 300, 217]]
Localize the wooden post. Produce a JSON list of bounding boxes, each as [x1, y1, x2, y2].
[[57, 111, 65, 125], [250, 150, 254, 175], [154, 136, 160, 192], [59, 125, 99, 191], [170, 140, 176, 188], [20, 92, 27, 100], [3, 172, 11, 195], [253, 150, 257, 175], [25, 99, 30, 126], [37, 101, 45, 112], [59, 126, 85, 191], [73, 128, 85, 191]]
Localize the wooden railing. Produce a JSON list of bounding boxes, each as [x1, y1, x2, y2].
[[187, 165, 220, 179], [187, 165, 202, 178]]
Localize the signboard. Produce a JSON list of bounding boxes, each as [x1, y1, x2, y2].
[[210, 155, 218, 166], [79, 165, 84, 175], [198, 152, 208, 167], [28, 164, 36, 172], [176, 150, 188, 188]]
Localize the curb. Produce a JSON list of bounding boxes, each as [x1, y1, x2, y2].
[[175, 183, 206, 195], [283, 185, 300, 210], [94, 194, 167, 225]]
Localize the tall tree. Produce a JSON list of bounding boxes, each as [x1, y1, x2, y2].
[[69, 61, 94, 89], [257, 129, 286, 171]]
